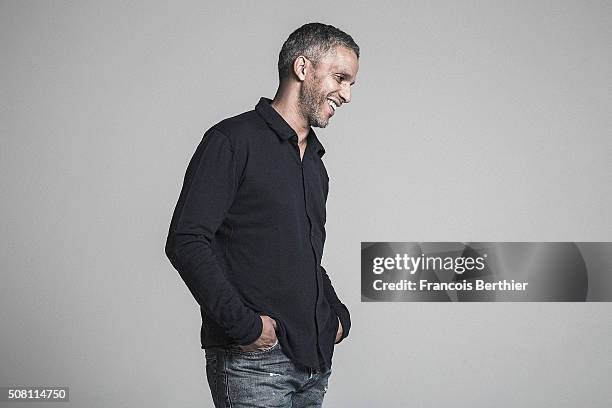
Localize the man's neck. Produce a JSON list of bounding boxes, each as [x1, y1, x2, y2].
[[270, 95, 310, 144]]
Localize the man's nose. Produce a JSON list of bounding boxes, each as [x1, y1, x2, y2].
[[338, 84, 351, 104]]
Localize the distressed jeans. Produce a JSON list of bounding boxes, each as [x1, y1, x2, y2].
[[204, 341, 332, 407]]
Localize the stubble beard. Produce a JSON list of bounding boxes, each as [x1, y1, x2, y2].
[[298, 75, 329, 128]]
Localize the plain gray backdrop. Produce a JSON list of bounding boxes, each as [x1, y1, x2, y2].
[[2, 1, 611, 407]]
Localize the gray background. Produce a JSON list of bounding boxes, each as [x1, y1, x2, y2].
[[1, 0, 611, 407]]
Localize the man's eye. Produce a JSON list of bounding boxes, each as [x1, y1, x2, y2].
[[335, 75, 343, 83]]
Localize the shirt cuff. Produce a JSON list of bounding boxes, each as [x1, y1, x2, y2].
[[234, 313, 263, 346], [333, 303, 351, 343]]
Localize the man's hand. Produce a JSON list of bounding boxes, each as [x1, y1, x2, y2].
[[335, 317, 343, 344], [240, 315, 278, 352]]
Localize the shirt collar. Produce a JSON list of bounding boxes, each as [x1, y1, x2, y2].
[[255, 97, 326, 158]]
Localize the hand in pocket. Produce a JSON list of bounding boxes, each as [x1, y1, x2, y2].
[[239, 315, 278, 352]]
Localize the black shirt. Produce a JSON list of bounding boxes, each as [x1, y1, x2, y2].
[[165, 97, 351, 371]]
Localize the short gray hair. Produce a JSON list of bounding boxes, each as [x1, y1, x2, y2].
[[277, 22, 360, 81]]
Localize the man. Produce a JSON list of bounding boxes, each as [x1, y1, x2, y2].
[[165, 22, 359, 407]]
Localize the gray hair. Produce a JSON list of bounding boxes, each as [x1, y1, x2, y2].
[[277, 22, 360, 81]]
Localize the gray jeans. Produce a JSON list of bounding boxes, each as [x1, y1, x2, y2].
[[204, 342, 332, 407]]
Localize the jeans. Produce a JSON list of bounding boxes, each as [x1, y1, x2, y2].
[[204, 341, 332, 407]]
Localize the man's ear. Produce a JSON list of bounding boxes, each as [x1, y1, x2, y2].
[[292, 56, 308, 81]]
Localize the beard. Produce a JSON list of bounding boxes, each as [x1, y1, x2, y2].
[[298, 75, 330, 128]]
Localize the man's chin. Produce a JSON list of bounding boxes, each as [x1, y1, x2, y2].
[[311, 115, 330, 128]]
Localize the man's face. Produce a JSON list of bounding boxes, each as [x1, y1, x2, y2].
[[298, 46, 359, 128]]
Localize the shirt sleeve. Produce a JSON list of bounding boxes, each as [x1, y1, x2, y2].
[[320, 265, 351, 343], [318, 161, 351, 343], [165, 128, 262, 346]]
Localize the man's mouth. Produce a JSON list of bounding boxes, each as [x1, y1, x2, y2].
[[327, 99, 340, 116]]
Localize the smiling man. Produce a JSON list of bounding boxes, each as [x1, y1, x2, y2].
[[165, 23, 359, 407]]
